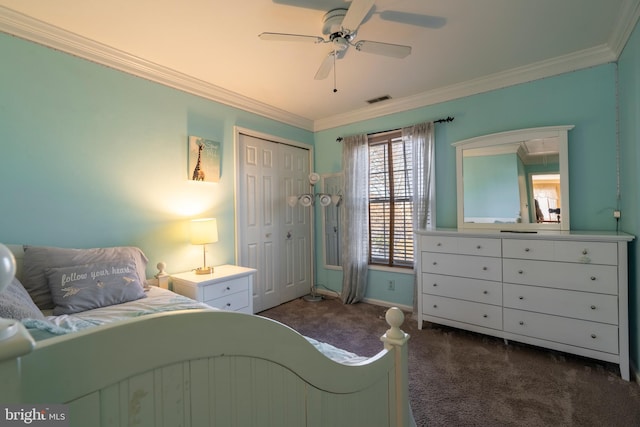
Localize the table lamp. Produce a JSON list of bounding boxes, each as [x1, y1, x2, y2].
[[190, 218, 218, 274]]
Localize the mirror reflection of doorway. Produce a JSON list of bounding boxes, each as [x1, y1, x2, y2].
[[531, 173, 561, 223]]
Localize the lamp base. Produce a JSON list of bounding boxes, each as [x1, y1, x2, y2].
[[195, 267, 214, 275]]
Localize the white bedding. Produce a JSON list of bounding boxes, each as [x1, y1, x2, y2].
[[22, 286, 214, 340], [21, 286, 368, 364]]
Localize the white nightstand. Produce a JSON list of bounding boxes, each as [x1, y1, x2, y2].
[[171, 265, 256, 314]]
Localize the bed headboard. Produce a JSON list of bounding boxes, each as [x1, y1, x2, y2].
[[7, 244, 24, 283]]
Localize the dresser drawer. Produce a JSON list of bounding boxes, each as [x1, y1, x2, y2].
[[503, 259, 618, 294], [423, 295, 502, 330], [422, 273, 502, 305], [205, 290, 249, 311], [504, 308, 618, 354], [420, 235, 501, 257], [422, 252, 502, 281], [503, 283, 618, 324], [503, 239, 617, 265], [203, 277, 249, 300]]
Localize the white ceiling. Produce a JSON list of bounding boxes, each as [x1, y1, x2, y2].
[[1, 0, 639, 131]]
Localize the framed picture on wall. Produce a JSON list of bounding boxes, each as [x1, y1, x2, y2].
[[188, 136, 221, 183]]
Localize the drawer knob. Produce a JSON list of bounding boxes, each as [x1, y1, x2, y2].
[[433, 262, 437, 265], [477, 245, 482, 249], [518, 296, 524, 300], [226, 303, 231, 307], [524, 248, 530, 252], [590, 276, 596, 281], [483, 290, 488, 294], [591, 334, 597, 339], [226, 286, 231, 291], [483, 314, 488, 318], [436, 242, 442, 246], [433, 304, 438, 308], [518, 270, 523, 274], [432, 283, 438, 287], [519, 321, 524, 325], [482, 266, 488, 271], [582, 249, 588, 255], [591, 305, 596, 310]]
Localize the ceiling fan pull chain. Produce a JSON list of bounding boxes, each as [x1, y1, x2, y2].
[[333, 50, 338, 93]]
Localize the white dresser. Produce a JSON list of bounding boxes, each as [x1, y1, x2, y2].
[[171, 265, 256, 314], [416, 229, 634, 380]]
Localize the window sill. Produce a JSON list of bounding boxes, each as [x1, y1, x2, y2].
[[368, 265, 415, 275]]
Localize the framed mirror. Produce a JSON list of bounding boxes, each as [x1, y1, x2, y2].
[[453, 125, 574, 231], [322, 173, 343, 268]]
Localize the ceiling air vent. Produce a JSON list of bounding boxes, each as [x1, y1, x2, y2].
[[366, 95, 391, 104]]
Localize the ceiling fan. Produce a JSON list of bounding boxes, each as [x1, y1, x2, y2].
[[258, 0, 412, 82]]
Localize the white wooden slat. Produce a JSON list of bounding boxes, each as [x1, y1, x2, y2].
[[99, 383, 119, 427], [188, 358, 211, 427], [68, 391, 100, 427], [128, 371, 156, 427]]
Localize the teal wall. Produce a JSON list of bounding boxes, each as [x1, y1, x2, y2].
[[0, 33, 313, 277], [314, 62, 620, 308], [2, 19, 639, 370], [618, 20, 640, 369]]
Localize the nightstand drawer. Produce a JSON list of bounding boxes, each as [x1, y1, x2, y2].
[[205, 291, 249, 311], [203, 277, 248, 301]]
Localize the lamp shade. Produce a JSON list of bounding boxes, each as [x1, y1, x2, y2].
[[0, 243, 16, 294], [190, 218, 219, 245]]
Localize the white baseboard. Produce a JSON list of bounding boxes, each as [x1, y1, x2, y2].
[[314, 288, 413, 313]]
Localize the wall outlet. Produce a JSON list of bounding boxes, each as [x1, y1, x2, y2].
[[388, 280, 395, 291], [614, 210, 621, 219]]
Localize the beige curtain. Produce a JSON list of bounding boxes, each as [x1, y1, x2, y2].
[[340, 133, 369, 304]]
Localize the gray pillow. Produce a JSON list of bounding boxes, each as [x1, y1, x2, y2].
[[0, 277, 46, 320], [46, 260, 147, 315], [22, 245, 149, 310]]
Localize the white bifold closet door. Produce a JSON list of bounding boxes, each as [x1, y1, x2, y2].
[[237, 132, 312, 313]]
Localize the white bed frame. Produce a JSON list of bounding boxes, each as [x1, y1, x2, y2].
[[0, 245, 414, 426]]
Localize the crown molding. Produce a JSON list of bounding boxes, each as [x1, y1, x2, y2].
[[0, 6, 314, 131], [313, 44, 617, 131], [608, 0, 640, 56], [1, 5, 635, 133]]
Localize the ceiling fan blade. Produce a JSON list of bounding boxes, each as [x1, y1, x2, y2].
[[341, 0, 376, 32], [378, 11, 447, 29], [355, 40, 412, 58], [314, 52, 335, 80], [258, 32, 324, 43]]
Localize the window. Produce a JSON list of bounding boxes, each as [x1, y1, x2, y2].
[[368, 130, 414, 268]]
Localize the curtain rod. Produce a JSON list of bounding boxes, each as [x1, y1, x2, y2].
[[336, 116, 454, 142]]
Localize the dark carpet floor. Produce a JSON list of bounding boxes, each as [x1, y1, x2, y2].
[[259, 296, 640, 427]]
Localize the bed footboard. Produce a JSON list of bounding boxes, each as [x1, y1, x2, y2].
[[0, 308, 412, 427]]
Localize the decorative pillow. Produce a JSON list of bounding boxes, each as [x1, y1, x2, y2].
[[22, 245, 149, 310], [0, 277, 46, 320], [46, 260, 147, 315]]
